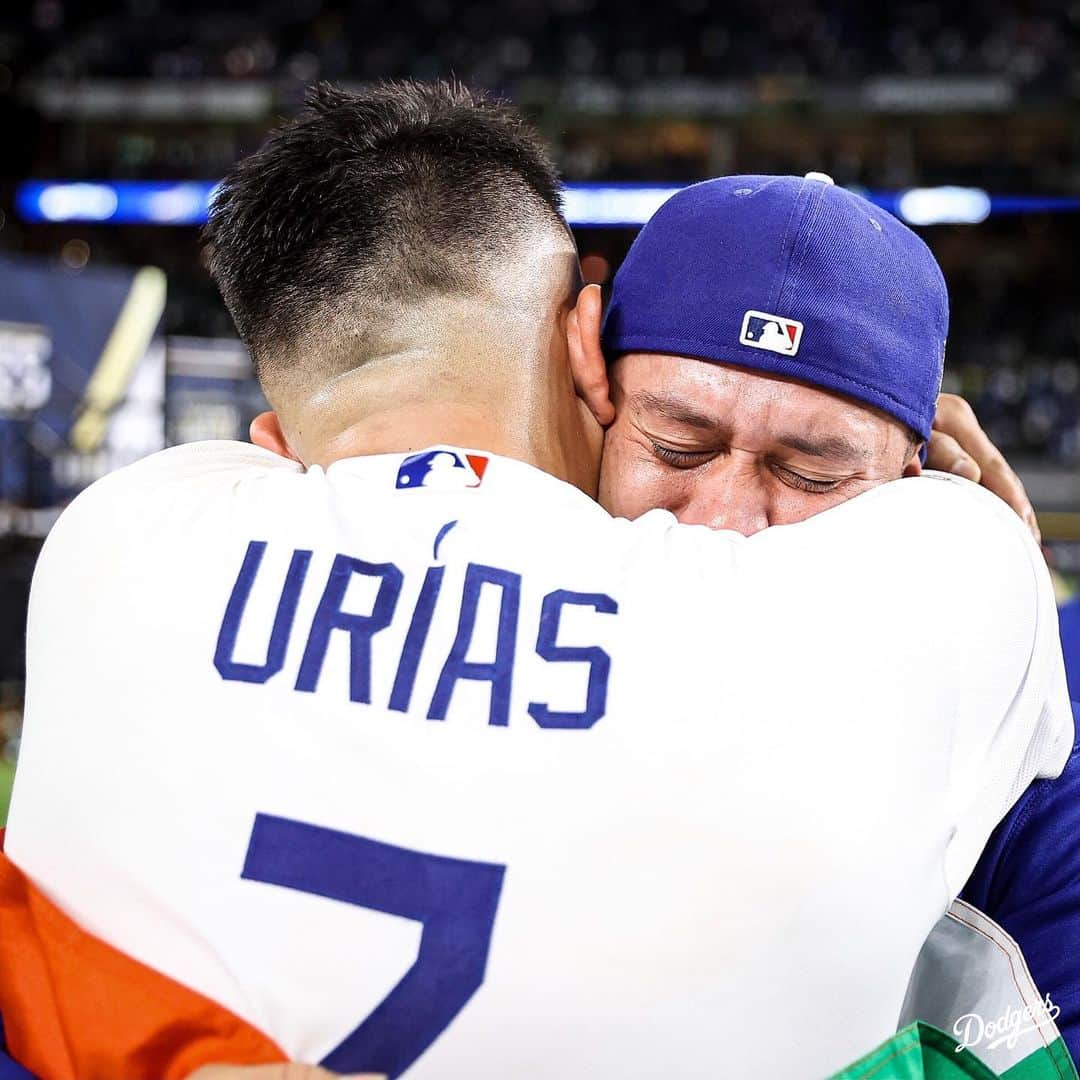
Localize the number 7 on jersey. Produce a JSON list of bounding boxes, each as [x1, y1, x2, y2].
[[242, 813, 506, 1078]]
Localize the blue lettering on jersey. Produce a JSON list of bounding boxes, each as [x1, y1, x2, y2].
[[214, 541, 312, 683], [295, 555, 403, 703], [388, 565, 445, 714], [215, 542, 619, 727], [528, 590, 619, 729], [428, 563, 521, 727]]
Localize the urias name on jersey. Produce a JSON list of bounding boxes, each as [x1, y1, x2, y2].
[[214, 533, 616, 729], [2, 441, 1071, 1080]]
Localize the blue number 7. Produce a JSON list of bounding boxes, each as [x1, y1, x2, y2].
[[242, 813, 506, 1078]]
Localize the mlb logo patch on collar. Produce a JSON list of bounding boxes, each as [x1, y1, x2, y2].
[[739, 310, 804, 356], [396, 449, 489, 490]]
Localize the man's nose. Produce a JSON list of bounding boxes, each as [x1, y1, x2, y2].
[[677, 461, 771, 537]]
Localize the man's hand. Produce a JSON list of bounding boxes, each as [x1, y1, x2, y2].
[[927, 393, 1040, 542], [189, 1065, 386, 1080]]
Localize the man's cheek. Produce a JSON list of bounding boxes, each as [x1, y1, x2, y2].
[[771, 487, 857, 527], [598, 437, 663, 519]]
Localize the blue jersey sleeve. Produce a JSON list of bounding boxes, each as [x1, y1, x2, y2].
[[1060, 598, 1080, 704], [0, 1018, 35, 1080], [0, 1050, 33, 1080], [962, 701, 1080, 1064]]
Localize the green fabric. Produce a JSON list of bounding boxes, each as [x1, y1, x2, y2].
[[832, 1023, 1007, 1079], [0, 757, 14, 828], [832, 1025, 1079, 1080], [1000, 1037, 1079, 1080]]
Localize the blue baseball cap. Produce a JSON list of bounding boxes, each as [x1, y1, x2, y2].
[[601, 174, 948, 441]]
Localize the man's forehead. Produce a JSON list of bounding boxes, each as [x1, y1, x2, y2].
[[618, 352, 890, 459]]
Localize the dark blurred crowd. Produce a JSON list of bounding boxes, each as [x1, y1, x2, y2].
[[1, 0, 1079, 469], [6, 0, 1079, 92], [4, 0, 1079, 192]]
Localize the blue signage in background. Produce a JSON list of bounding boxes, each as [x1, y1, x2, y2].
[[17, 180, 1080, 230], [16, 181, 219, 227], [0, 255, 166, 509]]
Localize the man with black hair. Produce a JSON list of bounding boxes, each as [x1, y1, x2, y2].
[[0, 82, 1069, 1080]]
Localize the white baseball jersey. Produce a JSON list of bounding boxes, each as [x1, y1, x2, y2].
[[6, 442, 1072, 1079]]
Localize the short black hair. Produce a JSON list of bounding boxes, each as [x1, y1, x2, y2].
[[205, 80, 565, 385]]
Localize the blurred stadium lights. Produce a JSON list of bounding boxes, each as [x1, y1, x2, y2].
[[24, 79, 274, 121], [21, 76, 1020, 121], [895, 187, 992, 226], [16, 182, 216, 226], [34, 183, 118, 224], [561, 184, 686, 226], [16, 180, 1080, 229]]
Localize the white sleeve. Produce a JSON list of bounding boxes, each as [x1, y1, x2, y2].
[[901, 477, 1073, 892], [659, 471, 1073, 897], [800, 474, 1069, 894]]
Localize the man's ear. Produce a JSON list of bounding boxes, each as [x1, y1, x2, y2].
[[566, 283, 615, 426], [903, 443, 924, 477], [250, 411, 302, 462]]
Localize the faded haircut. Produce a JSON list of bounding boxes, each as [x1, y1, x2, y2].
[[204, 80, 566, 387]]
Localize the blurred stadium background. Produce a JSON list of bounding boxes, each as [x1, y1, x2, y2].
[[1, 0, 1079, 814]]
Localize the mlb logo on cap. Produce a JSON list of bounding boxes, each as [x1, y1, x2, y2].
[[739, 310, 804, 356], [396, 449, 489, 490]]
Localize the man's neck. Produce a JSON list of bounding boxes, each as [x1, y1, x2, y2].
[[318, 402, 519, 466], [303, 399, 600, 498], [279, 316, 601, 497]]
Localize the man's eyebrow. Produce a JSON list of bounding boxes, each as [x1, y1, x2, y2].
[[632, 390, 720, 431], [776, 432, 870, 462]]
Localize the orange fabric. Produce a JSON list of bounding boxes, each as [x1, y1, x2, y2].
[[0, 836, 287, 1080]]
